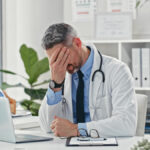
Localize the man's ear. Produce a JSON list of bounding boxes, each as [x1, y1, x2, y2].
[[72, 37, 82, 49]]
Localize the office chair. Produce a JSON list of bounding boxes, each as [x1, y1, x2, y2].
[[136, 94, 148, 136]]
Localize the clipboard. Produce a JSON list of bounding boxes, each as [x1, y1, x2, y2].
[[66, 137, 118, 146]]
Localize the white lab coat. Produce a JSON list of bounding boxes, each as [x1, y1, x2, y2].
[[39, 44, 137, 137]]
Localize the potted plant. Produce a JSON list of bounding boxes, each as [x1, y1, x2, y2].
[[136, 0, 150, 8], [0, 44, 50, 116]]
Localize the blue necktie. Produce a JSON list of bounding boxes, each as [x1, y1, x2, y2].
[[76, 70, 85, 123]]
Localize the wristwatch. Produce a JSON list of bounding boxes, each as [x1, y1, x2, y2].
[[49, 79, 64, 89]]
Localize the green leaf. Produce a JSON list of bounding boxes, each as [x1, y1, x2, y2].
[[0, 69, 27, 80], [20, 100, 40, 116], [32, 79, 50, 87], [136, 1, 141, 8], [20, 44, 38, 79], [0, 82, 24, 90], [19, 44, 49, 85], [20, 99, 33, 110], [0, 69, 17, 75], [28, 57, 49, 84], [29, 102, 40, 116], [24, 88, 47, 100]]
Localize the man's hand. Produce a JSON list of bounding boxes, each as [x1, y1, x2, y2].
[[50, 116, 79, 137], [49, 47, 70, 84]]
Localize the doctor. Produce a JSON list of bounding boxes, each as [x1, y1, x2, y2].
[[39, 23, 137, 137]]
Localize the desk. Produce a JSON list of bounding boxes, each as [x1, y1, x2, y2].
[[0, 116, 149, 150], [0, 129, 150, 150]]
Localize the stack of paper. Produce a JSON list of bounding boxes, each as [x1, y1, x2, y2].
[[13, 116, 40, 131]]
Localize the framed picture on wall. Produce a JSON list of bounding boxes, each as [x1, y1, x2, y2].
[[95, 12, 132, 40]]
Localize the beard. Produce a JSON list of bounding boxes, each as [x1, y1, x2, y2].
[[67, 64, 79, 74], [67, 59, 82, 74]]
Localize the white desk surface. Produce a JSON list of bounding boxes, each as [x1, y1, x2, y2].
[[0, 116, 149, 150], [0, 129, 150, 150]]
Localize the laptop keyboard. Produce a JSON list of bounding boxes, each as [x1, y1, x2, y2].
[[16, 134, 39, 141], [15, 134, 53, 143], [16, 134, 39, 140]]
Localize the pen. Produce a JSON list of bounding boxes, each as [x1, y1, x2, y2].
[[90, 138, 107, 141], [77, 137, 107, 141]]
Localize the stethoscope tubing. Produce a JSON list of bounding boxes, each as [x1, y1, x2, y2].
[[62, 50, 105, 96], [92, 51, 105, 82]]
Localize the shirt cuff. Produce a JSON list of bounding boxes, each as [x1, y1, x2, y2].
[[78, 123, 87, 136], [46, 87, 62, 105]]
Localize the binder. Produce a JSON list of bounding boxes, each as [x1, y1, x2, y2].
[[141, 48, 150, 87], [132, 48, 142, 87]]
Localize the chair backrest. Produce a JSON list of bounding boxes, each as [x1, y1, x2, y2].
[[136, 94, 148, 136]]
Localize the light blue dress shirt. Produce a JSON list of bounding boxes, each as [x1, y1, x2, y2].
[[46, 47, 94, 134]]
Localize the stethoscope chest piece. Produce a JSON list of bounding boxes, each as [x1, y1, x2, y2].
[[62, 96, 66, 104], [62, 85, 66, 104]]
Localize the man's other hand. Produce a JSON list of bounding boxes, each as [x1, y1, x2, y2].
[[50, 116, 79, 137]]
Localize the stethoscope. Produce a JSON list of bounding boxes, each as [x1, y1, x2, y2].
[[92, 50, 105, 82], [61, 49, 105, 105]]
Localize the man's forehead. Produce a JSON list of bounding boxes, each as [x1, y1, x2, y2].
[[46, 43, 64, 55], [53, 43, 64, 50]]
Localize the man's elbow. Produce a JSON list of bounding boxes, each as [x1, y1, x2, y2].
[[38, 106, 51, 133], [124, 116, 137, 137]]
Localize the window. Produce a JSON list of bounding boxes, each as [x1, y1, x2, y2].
[[0, 0, 2, 86]]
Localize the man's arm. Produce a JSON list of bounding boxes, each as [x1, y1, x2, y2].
[[39, 46, 71, 133], [46, 88, 62, 105]]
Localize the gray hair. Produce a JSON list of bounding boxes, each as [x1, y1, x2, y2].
[[42, 23, 77, 50]]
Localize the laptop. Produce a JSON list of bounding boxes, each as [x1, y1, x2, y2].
[[0, 97, 53, 143]]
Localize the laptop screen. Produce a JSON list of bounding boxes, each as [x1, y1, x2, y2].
[[0, 97, 16, 143]]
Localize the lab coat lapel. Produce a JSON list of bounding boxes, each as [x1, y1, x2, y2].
[[64, 72, 73, 122], [89, 45, 103, 120]]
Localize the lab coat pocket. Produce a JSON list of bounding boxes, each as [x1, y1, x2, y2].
[[94, 96, 108, 120]]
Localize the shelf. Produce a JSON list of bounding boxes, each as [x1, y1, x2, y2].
[[135, 88, 150, 91], [83, 39, 150, 103], [83, 39, 150, 44]]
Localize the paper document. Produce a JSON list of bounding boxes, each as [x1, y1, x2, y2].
[[13, 116, 40, 130], [95, 13, 132, 40], [12, 110, 32, 118], [66, 137, 118, 146], [107, 0, 136, 19], [72, 0, 96, 22]]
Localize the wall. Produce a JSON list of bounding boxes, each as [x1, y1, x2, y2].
[[3, 0, 150, 100], [3, 0, 64, 100], [133, 1, 150, 39], [64, 0, 94, 39], [64, 0, 150, 39]]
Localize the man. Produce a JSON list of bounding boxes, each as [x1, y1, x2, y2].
[[39, 23, 137, 137]]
